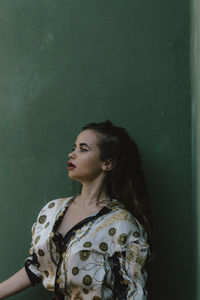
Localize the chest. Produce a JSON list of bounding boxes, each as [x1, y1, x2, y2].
[[56, 204, 103, 237]]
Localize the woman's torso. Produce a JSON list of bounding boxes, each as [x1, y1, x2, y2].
[[28, 197, 149, 299]]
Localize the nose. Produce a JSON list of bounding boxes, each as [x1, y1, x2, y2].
[[68, 150, 75, 159]]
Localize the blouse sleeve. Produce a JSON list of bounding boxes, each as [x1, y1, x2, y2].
[[112, 236, 149, 299], [24, 222, 41, 286]]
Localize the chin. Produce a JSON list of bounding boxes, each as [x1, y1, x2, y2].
[[68, 172, 80, 181], [68, 173, 75, 179]]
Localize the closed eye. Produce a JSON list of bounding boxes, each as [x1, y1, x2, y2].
[[80, 148, 88, 152], [71, 147, 88, 152], [72, 143, 91, 152]]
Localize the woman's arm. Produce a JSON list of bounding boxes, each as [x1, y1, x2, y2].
[[0, 267, 32, 299], [113, 240, 149, 300]]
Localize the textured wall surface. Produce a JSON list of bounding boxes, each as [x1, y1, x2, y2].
[[0, 1, 192, 299]]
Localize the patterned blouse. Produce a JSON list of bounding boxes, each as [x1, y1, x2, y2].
[[25, 196, 149, 300]]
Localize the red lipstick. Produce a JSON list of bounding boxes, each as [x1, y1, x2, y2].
[[67, 161, 76, 170]]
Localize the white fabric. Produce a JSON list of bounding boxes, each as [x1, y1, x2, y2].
[[26, 196, 149, 299]]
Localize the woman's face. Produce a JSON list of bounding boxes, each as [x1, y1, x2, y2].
[[67, 129, 106, 183]]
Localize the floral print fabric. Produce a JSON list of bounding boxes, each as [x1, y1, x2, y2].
[[25, 196, 149, 299]]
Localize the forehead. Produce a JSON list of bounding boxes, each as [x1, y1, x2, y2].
[[76, 129, 101, 146]]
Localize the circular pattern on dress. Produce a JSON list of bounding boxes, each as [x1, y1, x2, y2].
[[82, 288, 89, 294], [108, 228, 116, 236], [133, 231, 140, 238], [38, 249, 45, 256], [48, 202, 55, 208], [83, 275, 92, 286], [99, 242, 108, 252], [34, 235, 41, 245], [39, 215, 47, 224], [79, 250, 90, 261], [72, 267, 79, 276], [83, 241, 92, 248], [44, 222, 50, 229], [117, 233, 127, 245]]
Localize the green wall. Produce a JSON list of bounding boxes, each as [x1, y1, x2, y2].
[[0, 1, 192, 299], [191, 0, 200, 299]]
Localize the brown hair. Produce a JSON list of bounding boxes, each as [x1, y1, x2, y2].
[[82, 120, 152, 245]]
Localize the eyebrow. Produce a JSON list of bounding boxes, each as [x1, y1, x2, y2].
[[74, 143, 91, 149]]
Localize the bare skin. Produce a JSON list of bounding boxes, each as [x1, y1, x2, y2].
[[0, 267, 31, 299], [57, 176, 110, 236], [57, 194, 109, 237]]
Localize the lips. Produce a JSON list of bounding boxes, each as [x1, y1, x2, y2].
[[67, 161, 76, 170]]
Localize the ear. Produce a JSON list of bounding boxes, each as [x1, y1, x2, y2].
[[102, 159, 113, 171]]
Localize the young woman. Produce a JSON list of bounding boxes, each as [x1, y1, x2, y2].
[[0, 120, 152, 300]]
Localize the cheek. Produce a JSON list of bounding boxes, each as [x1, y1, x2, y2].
[[80, 161, 99, 173], [79, 158, 103, 176], [81, 153, 101, 167]]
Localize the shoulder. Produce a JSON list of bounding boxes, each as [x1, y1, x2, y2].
[[105, 201, 143, 231], [36, 196, 73, 222], [88, 206, 149, 255], [110, 207, 146, 237], [30, 196, 73, 237], [93, 204, 147, 244]]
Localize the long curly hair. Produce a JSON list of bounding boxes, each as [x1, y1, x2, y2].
[[82, 120, 152, 243]]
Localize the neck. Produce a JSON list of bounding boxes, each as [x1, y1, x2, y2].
[[76, 177, 109, 206]]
